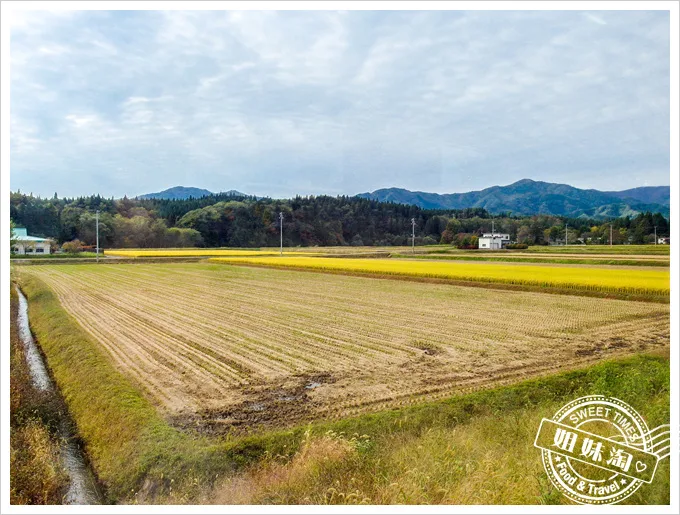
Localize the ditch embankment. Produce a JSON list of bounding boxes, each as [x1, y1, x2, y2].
[[11, 286, 102, 504]]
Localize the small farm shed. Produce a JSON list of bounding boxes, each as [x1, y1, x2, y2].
[[478, 233, 511, 250], [12, 227, 52, 255]]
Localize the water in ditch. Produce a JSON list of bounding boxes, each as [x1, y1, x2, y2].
[[15, 286, 103, 505]]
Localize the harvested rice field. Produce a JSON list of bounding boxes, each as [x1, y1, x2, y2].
[[20, 263, 669, 432]]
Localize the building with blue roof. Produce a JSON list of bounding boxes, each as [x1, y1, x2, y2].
[[12, 228, 52, 255]]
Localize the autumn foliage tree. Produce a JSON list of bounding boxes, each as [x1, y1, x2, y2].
[[61, 239, 83, 253]]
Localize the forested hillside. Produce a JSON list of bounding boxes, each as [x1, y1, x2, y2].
[[10, 191, 669, 249]]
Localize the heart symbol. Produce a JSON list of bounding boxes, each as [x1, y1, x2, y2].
[[635, 461, 647, 473]]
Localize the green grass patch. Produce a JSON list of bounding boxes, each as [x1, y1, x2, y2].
[[11, 252, 100, 259]]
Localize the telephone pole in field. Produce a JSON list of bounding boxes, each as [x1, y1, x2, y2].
[[279, 212, 284, 256], [654, 226, 657, 245], [411, 218, 416, 254], [96, 210, 100, 263], [565, 223, 568, 246], [610, 224, 613, 246]]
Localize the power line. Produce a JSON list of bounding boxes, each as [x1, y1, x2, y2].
[[411, 218, 416, 254], [279, 212, 284, 256], [96, 210, 100, 263]]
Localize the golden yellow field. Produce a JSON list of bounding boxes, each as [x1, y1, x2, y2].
[[210, 256, 670, 296], [20, 263, 669, 431]]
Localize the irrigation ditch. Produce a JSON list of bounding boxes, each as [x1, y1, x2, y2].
[[15, 286, 103, 505]]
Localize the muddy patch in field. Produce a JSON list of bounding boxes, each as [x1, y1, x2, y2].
[[410, 341, 445, 357], [303, 372, 336, 390], [171, 373, 336, 435], [422, 348, 439, 356], [573, 331, 667, 357]]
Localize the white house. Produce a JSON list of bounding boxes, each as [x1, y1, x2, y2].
[[478, 233, 511, 250], [12, 228, 52, 255], [658, 237, 670, 245]]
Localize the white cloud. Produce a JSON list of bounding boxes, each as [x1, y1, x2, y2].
[[65, 114, 98, 127], [9, 10, 670, 198], [583, 12, 608, 26]]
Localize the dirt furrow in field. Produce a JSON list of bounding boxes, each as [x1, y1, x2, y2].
[[81, 270, 369, 374], [37, 271, 244, 408], [80, 266, 416, 363], [38, 267, 301, 379], [44, 278, 189, 408]]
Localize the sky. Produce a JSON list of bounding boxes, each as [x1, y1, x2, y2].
[[9, 9, 671, 199]]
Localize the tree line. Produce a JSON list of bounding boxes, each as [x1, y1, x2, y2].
[[10, 191, 670, 249]]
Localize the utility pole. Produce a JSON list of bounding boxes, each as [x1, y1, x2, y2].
[[279, 212, 284, 256], [610, 224, 613, 247], [411, 218, 416, 254], [565, 223, 568, 246], [96, 210, 100, 263], [654, 226, 657, 245]]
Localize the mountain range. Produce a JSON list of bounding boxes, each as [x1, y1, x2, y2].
[[357, 180, 670, 219], [139, 180, 670, 219]]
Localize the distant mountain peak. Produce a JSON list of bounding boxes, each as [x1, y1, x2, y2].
[[220, 189, 248, 197], [138, 186, 248, 200], [138, 186, 213, 200], [357, 180, 669, 219]]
